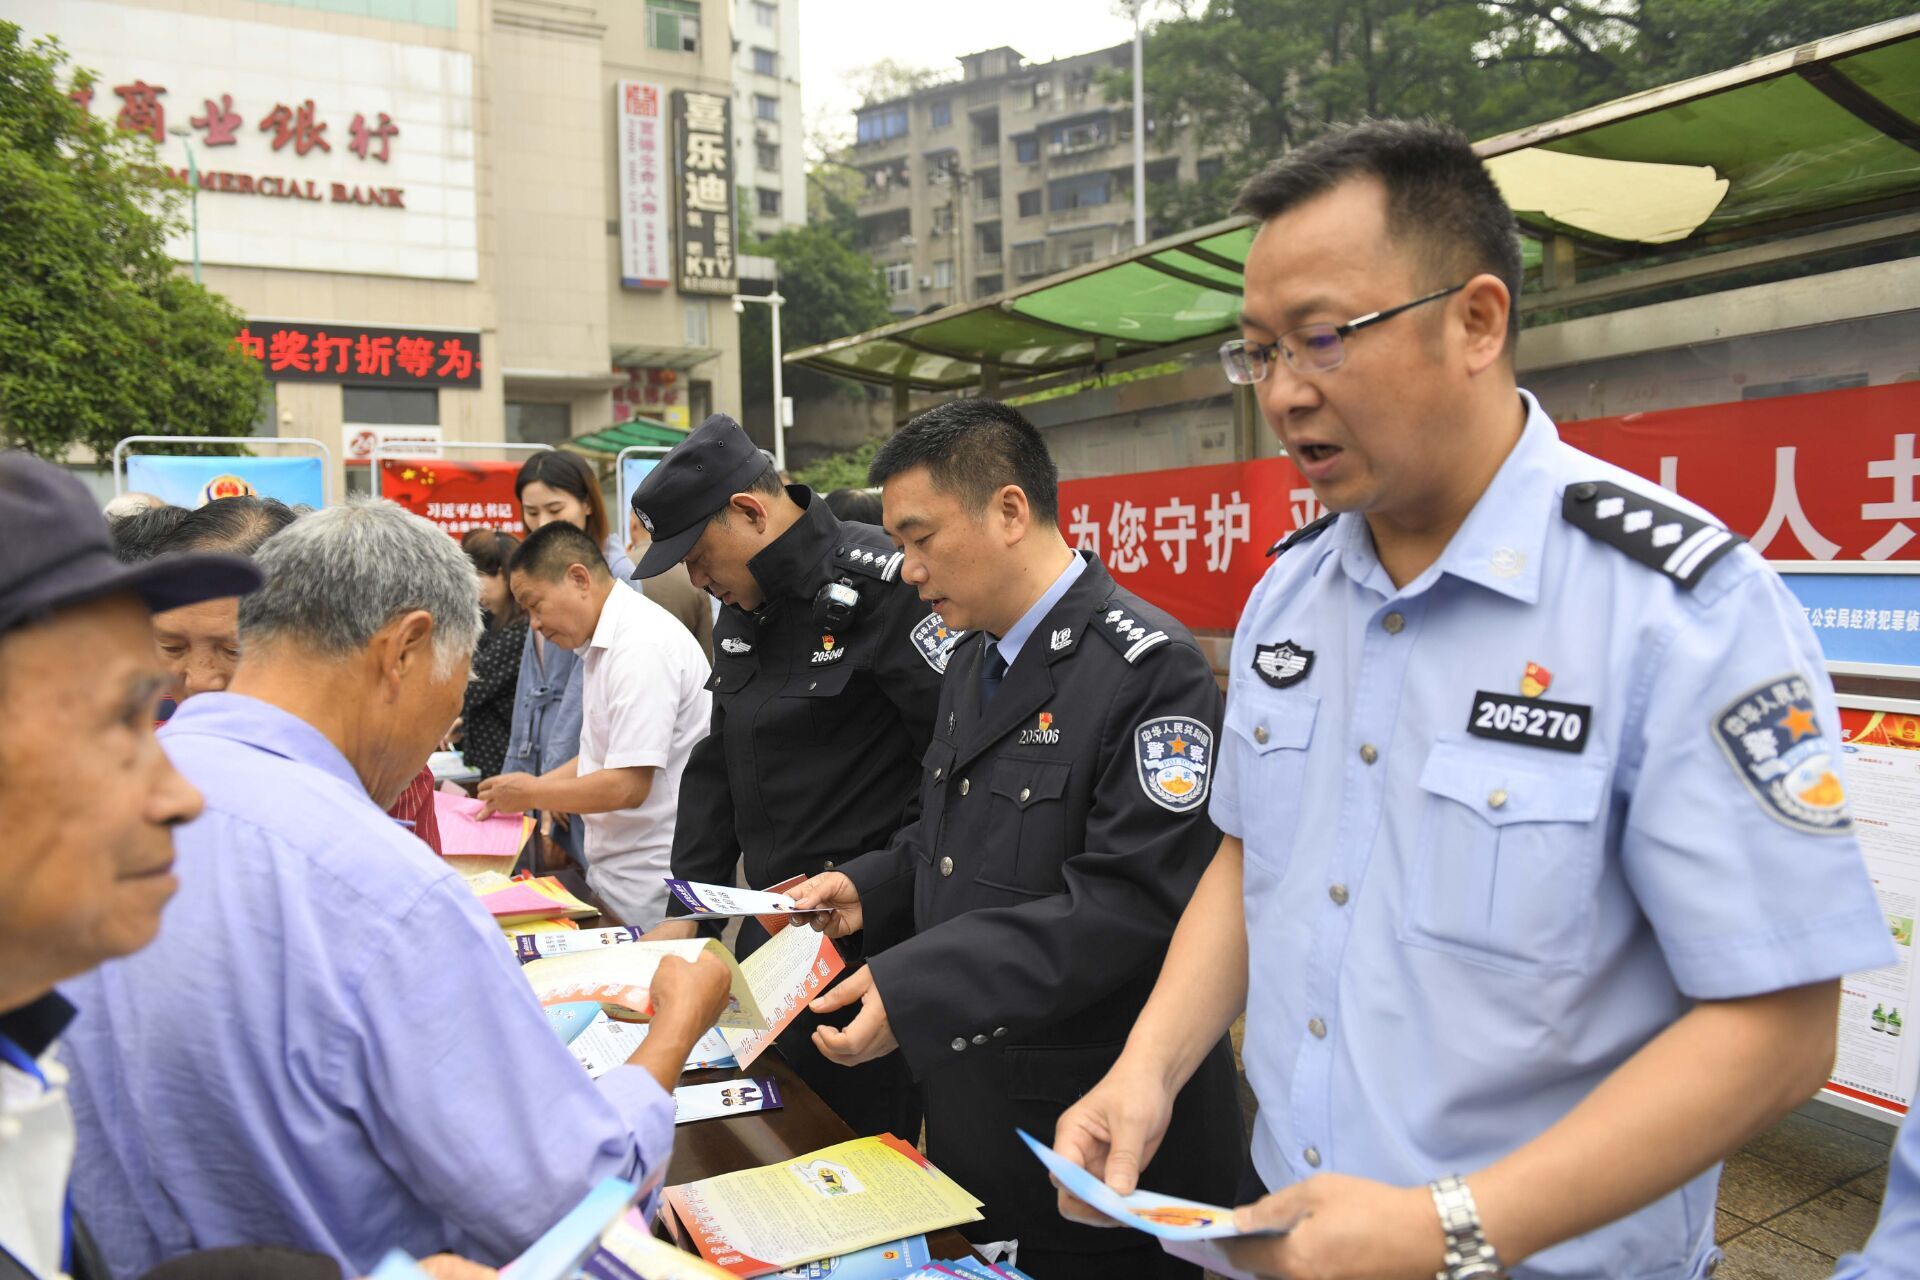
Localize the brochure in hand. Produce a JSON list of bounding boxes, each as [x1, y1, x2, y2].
[[522, 938, 765, 1031], [666, 879, 826, 919]]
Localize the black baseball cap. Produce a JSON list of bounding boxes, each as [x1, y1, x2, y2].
[[0, 452, 264, 637], [630, 413, 775, 579]]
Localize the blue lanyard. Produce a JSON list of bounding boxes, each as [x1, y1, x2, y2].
[[0, 1035, 75, 1275]]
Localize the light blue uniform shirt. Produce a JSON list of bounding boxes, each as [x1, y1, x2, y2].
[[1212, 392, 1894, 1279], [1833, 1114, 1920, 1278], [60, 693, 674, 1279], [991, 551, 1087, 668]]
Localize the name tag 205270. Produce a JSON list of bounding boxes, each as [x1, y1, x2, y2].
[[1466, 691, 1591, 753]]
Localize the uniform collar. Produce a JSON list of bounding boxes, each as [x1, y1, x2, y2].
[[0, 991, 76, 1061], [991, 551, 1087, 670], [746, 486, 843, 604], [159, 691, 366, 797], [1327, 390, 1556, 604]]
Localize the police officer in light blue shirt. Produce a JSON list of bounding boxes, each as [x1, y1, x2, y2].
[[1047, 119, 1896, 1280], [1833, 1115, 1920, 1278]]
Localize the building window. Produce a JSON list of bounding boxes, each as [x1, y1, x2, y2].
[[976, 273, 1003, 295], [933, 260, 953, 289], [506, 402, 570, 447], [1066, 240, 1096, 267], [1030, 78, 1052, 109], [752, 0, 775, 24], [344, 385, 438, 426], [752, 47, 777, 76], [884, 262, 913, 294], [976, 168, 1000, 200], [1046, 117, 1111, 156], [1013, 133, 1038, 164], [647, 0, 699, 52], [757, 187, 782, 216], [857, 104, 909, 145], [1047, 172, 1110, 211], [931, 205, 953, 234], [974, 114, 999, 148], [685, 298, 711, 347], [756, 142, 779, 171], [977, 222, 1002, 254], [754, 94, 779, 122], [1012, 242, 1046, 279], [1016, 189, 1041, 218], [1196, 157, 1223, 185], [930, 99, 951, 129]]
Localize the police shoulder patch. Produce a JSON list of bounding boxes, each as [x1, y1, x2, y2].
[[834, 541, 903, 583], [1092, 599, 1171, 664], [909, 613, 966, 674], [1135, 716, 1213, 813], [1712, 674, 1853, 836], [1563, 480, 1743, 590]]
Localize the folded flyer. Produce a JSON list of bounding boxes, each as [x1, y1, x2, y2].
[[514, 924, 646, 963], [472, 873, 598, 927], [667, 879, 825, 919], [664, 1134, 983, 1277], [1015, 1129, 1270, 1242], [498, 1175, 638, 1280], [674, 1077, 784, 1124], [586, 1208, 735, 1279], [522, 938, 765, 1031], [720, 912, 846, 1070]]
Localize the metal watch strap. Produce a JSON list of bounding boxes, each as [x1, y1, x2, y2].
[[1429, 1174, 1505, 1280]]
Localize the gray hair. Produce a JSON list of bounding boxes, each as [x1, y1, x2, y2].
[[239, 500, 482, 678]]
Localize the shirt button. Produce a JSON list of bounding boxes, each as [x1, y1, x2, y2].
[[934, 767, 944, 781], [1303, 1146, 1322, 1168], [1359, 744, 1379, 765], [1328, 883, 1349, 906], [1488, 788, 1509, 810], [1018, 787, 1031, 803], [952, 1037, 967, 1052], [993, 1026, 1008, 1037], [823, 860, 836, 871], [1254, 726, 1270, 745], [939, 856, 954, 877], [972, 1034, 989, 1046], [960, 778, 971, 796], [1382, 612, 1405, 634], [1308, 1017, 1327, 1039]]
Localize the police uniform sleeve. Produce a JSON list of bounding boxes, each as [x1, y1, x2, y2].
[[864, 640, 1223, 1082], [1621, 552, 1895, 1000], [837, 814, 927, 943], [665, 697, 738, 930]]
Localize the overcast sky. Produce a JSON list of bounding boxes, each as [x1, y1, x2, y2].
[[796, 0, 1147, 147]]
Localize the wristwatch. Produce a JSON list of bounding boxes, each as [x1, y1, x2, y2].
[[1429, 1174, 1506, 1280]]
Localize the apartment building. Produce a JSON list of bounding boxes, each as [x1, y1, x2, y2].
[[849, 44, 1229, 316], [731, 0, 806, 239]]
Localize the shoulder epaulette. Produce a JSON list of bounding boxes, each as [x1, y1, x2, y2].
[[1092, 599, 1171, 664], [1267, 512, 1335, 557], [832, 541, 903, 583], [1562, 480, 1742, 590]]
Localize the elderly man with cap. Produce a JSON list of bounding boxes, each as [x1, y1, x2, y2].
[[632, 413, 946, 1140], [0, 453, 260, 1280], [59, 501, 732, 1279]]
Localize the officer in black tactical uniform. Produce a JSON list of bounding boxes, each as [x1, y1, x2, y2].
[[629, 414, 949, 1138]]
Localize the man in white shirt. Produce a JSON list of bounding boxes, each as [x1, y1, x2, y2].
[[481, 520, 711, 927]]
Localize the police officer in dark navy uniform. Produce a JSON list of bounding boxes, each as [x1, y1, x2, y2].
[[792, 400, 1242, 1279], [629, 414, 949, 1139]]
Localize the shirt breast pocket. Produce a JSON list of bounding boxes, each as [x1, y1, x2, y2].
[[979, 758, 1073, 896], [1400, 736, 1610, 977], [1224, 688, 1318, 876], [780, 663, 858, 739]]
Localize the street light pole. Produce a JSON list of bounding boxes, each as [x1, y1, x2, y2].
[[1131, 0, 1147, 247], [732, 292, 787, 471], [167, 124, 202, 284]]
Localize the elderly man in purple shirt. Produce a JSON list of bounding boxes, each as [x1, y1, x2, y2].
[[61, 502, 732, 1279]]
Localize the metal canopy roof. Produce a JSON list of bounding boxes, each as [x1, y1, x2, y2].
[[788, 15, 1920, 394], [566, 417, 685, 456]]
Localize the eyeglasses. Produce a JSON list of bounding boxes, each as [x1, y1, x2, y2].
[[1218, 283, 1466, 385]]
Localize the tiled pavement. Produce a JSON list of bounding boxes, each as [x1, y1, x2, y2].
[[1225, 1019, 1899, 1276]]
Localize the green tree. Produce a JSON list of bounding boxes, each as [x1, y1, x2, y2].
[[1111, 0, 1914, 233], [0, 25, 265, 458], [738, 220, 894, 419]]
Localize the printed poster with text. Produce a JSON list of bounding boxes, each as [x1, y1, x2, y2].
[[1827, 704, 1920, 1118]]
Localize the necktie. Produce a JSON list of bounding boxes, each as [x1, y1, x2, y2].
[[979, 646, 1009, 709]]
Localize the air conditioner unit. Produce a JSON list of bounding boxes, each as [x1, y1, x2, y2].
[[919, 275, 933, 289], [929, 226, 944, 238], [1033, 81, 1052, 98]]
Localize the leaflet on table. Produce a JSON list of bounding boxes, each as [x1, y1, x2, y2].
[[585, 1208, 735, 1279], [892, 1263, 1039, 1280], [675, 1077, 784, 1124], [435, 790, 533, 860], [1015, 1129, 1274, 1243], [548, 1004, 739, 1077], [514, 925, 647, 963], [668, 879, 825, 919], [471, 873, 598, 926], [720, 913, 847, 1069], [1827, 730, 1920, 1116], [772, 1235, 929, 1279], [663, 1133, 983, 1277], [523, 939, 764, 1030]]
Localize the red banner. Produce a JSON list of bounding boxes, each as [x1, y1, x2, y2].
[[1060, 382, 1920, 632], [378, 458, 523, 539]]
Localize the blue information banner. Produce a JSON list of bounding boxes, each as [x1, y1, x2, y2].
[[1777, 565, 1920, 672], [618, 456, 659, 525], [126, 455, 325, 510]]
